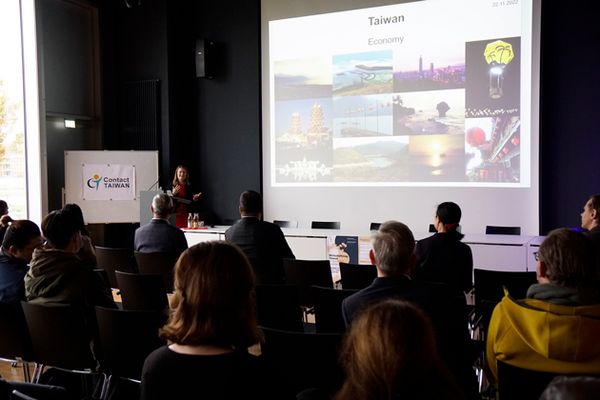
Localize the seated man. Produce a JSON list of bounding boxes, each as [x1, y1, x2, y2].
[[0, 200, 13, 243], [486, 228, 600, 385], [342, 220, 475, 397], [0, 220, 42, 304], [225, 190, 295, 284], [134, 193, 188, 256], [580, 194, 600, 272], [24, 209, 116, 310]]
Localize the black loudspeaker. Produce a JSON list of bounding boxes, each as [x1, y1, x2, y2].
[[195, 39, 214, 79]]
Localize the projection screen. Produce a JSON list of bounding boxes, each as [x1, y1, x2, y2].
[[261, 0, 541, 234]]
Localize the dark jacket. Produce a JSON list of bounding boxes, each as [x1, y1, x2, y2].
[[342, 276, 474, 397], [585, 226, 600, 277], [134, 219, 188, 255], [414, 232, 473, 293], [24, 246, 116, 309], [225, 217, 295, 284], [0, 248, 28, 304]]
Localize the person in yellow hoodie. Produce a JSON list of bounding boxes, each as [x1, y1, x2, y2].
[[486, 228, 600, 385]]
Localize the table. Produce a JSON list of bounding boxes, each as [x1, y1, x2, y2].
[[183, 227, 544, 272]]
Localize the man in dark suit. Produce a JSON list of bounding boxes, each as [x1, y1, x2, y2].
[[225, 190, 295, 284], [134, 193, 188, 256], [581, 194, 600, 273], [342, 221, 476, 398]]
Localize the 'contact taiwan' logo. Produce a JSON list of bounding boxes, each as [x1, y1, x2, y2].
[[87, 174, 102, 190]]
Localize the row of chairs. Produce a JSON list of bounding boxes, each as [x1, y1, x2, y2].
[[0, 302, 166, 398], [256, 284, 357, 334], [273, 220, 341, 229], [95, 246, 178, 291]]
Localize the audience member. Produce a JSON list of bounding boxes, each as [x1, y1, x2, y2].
[[63, 203, 97, 268], [0, 200, 13, 243], [486, 228, 600, 385], [134, 193, 188, 256], [140, 241, 290, 400], [171, 165, 202, 228], [341, 220, 475, 398], [24, 209, 116, 310], [414, 202, 473, 293], [336, 299, 463, 400], [0, 220, 42, 304], [580, 194, 600, 274], [225, 190, 295, 284]]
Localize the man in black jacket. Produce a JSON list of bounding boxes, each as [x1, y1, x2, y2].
[[581, 194, 600, 268], [225, 190, 294, 284], [134, 193, 188, 256]]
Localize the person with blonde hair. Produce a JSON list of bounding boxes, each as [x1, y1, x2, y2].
[[336, 299, 463, 400], [140, 241, 288, 399]]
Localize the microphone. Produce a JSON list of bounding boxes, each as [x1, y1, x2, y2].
[[147, 178, 160, 191]]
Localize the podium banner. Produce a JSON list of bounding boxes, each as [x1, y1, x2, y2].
[[82, 163, 136, 200]]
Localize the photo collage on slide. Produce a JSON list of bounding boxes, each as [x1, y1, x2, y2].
[[273, 33, 521, 184]]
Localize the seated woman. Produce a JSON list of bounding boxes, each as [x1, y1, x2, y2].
[[414, 202, 473, 293], [335, 299, 463, 400], [140, 241, 290, 399], [63, 203, 97, 268]]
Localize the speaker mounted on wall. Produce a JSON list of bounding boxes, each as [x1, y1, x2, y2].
[[196, 39, 215, 79]]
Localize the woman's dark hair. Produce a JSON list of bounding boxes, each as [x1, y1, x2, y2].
[[0, 200, 8, 215], [1, 220, 41, 250], [41, 210, 79, 249], [160, 241, 260, 348], [436, 202, 464, 239]]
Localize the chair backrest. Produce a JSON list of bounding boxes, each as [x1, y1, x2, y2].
[[95, 246, 135, 288], [497, 360, 559, 400], [311, 286, 357, 333], [115, 271, 169, 311], [21, 302, 96, 371], [260, 326, 343, 396], [474, 269, 537, 329], [93, 269, 111, 289], [255, 284, 304, 332], [7, 381, 70, 400], [311, 221, 340, 230], [474, 269, 537, 304], [369, 222, 381, 231], [0, 303, 33, 362], [485, 225, 521, 235], [283, 259, 333, 307], [134, 251, 178, 292], [95, 306, 166, 381], [339, 262, 377, 290], [274, 220, 298, 228]]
